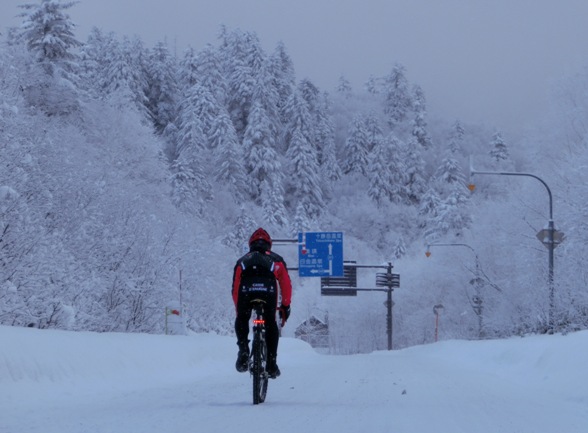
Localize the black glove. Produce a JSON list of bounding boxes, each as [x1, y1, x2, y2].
[[279, 304, 291, 323]]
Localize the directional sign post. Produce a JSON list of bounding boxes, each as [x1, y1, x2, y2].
[[298, 232, 343, 277]]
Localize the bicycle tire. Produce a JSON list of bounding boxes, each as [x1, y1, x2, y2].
[[252, 328, 268, 404]]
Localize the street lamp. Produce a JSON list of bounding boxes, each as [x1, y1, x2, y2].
[[468, 157, 563, 330], [426, 243, 485, 338]]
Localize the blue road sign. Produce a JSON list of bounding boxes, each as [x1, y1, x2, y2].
[[298, 232, 343, 277]]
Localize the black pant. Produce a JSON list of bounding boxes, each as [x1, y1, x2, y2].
[[235, 291, 279, 361]]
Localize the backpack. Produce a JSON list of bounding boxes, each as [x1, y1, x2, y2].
[[239, 251, 277, 297]]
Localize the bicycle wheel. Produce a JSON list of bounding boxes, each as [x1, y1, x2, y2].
[[252, 329, 268, 404]]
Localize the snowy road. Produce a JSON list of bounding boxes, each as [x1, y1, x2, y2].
[[2, 326, 587, 433]]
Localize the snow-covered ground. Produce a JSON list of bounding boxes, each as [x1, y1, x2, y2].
[[1, 325, 587, 433]]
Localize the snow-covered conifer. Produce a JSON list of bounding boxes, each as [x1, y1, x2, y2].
[[104, 36, 149, 120], [269, 41, 296, 124], [368, 135, 394, 206], [194, 44, 227, 105], [17, 0, 82, 114], [223, 206, 256, 250], [383, 64, 412, 129], [428, 188, 472, 239], [489, 131, 509, 163], [79, 27, 117, 97], [213, 110, 247, 198], [411, 84, 432, 149], [418, 187, 441, 229], [337, 75, 352, 98], [316, 93, 341, 184], [186, 83, 221, 148], [260, 178, 288, 228], [243, 101, 283, 202], [343, 114, 369, 175], [286, 126, 324, 220], [144, 42, 179, 134], [403, 138, 427, 204], [18, 0, 81, 65], [224, 29, 266, 138], [435, 152, 467, 190], [175, 85, 207, 159], [394, 236, 407, 259], [179, 46, 199, 89], [448, 120, 465, 155], [365, 112, 384, 152], [365, 75, 382, 95]]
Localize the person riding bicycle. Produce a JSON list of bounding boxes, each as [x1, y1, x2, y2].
[[232, 228, 292, 378]]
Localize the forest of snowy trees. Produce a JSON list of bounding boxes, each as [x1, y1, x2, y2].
[[1, 0, 587, 352]]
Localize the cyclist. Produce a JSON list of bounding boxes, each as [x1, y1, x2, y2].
[[232, 228, 292, 378]]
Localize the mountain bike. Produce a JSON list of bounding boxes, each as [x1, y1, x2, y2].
[[249, 299, 269, 405]]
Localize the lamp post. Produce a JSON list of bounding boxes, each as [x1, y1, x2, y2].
[[469, 158, 563, 330], [426, 243, 484, 338]]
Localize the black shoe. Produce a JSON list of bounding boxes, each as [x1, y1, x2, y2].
[[267, 358, 281, 379], [235, 343, 249, 373]]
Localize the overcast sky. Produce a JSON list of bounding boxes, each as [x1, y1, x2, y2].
[[2, 0, 588, 135]]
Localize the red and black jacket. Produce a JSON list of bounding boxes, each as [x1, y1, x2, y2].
[[232, 249, 292, 309]]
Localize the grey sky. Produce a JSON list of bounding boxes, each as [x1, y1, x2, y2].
[[2, 0, 588, 134]]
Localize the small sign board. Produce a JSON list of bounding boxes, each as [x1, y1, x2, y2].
[[536, 228, 565, 249], [298, 232, 343, 277]]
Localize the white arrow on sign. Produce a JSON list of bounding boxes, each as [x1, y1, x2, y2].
[[310, 268, 330, 275]]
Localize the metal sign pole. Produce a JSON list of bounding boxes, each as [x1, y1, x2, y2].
[[469, 157, 560, 330]]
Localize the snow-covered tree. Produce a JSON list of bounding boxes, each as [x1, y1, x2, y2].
[[430, 143, 471, 238], [386, 135, 410, 203], [428, 188, 472, 239], [144, 42, 179, 134], [448, 120, 465, 155], [269, 41, 296, 124], [383, 64, 412, 130], [243, 101, 283, 204], [343, 114, 369, 175], [365, 75, 382, 95], [364, 112, 384, 152], [403, 138, 427, 204], [175, 85, 207, 159], [223, 29, 266, 138], [103, 36, 149, 120], [368, 135, 395, 206], [292, 201, 311, 234], [260, 178, 288, 228], [411, 84, 432, 149], [418, 187, 442, 230], [434, 149, 468, 198], [193, 43, 227, 105], [170, 156, 211, 215], [286, 125, 324, 220], [18, 0, 81, 65], [223, 206, 256, 250], [172, 84, 213, 210], [316, 93, 341, 185], [179, 46, 199, 89], [393, 236, 407, 259], [251, 61, 281, 147], [366, 116, 395, 205], [283, 88, 313, 153], [213, 110, 247, 198], [17, 0, 83, 114], [183, 83, 221, 148], [337, 75, 352, 98], [489, 131, 509, 163]]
